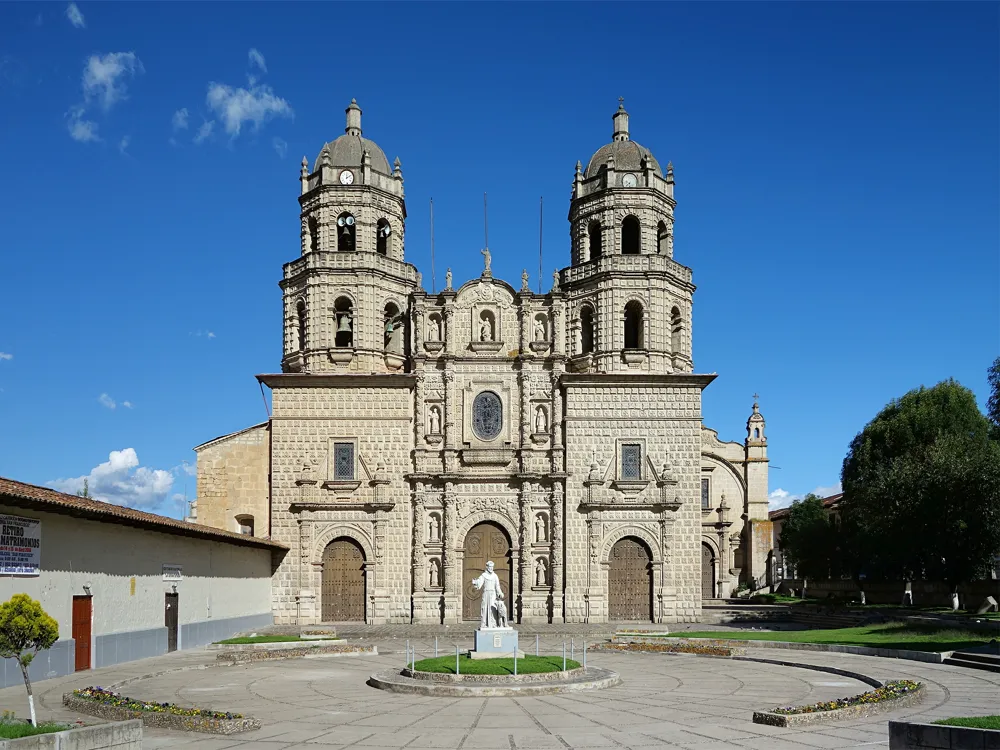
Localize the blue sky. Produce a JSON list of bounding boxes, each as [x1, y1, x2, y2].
[[0, 2, 996, 518]]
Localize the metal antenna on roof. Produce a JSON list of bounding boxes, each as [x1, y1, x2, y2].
[[538, 197, 543, 294], [430, 198, 436, 294]]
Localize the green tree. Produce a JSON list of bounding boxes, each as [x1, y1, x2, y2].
[[841, 379, 1000, 606], [987, 356, 1000, 438], [0, 595, 58, 725], [779, 494, 836, 581], [76, 478, 89, 498]]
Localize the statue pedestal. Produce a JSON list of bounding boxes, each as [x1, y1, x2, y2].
[[470, 627, 523, 660]]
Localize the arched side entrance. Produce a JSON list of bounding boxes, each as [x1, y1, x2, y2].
[[702, 542, 717, 600], [608, 537, 653, 621], [321, 538, 366, 622], [462, 522, 512, 621]]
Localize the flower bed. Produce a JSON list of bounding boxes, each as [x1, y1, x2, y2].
[[596, 642, 741, 657], [216, 643, 375, 663], [753, 680, 924, 727], [64, 687, 260, 735]]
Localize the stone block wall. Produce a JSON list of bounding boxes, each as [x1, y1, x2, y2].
[[194, 423, 270, 535]]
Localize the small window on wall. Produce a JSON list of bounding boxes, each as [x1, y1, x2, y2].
[[621, 443, 642, 480], [701, 478, 711, 510], [333, 442, 355, 480], [236, 515, 254, 536]]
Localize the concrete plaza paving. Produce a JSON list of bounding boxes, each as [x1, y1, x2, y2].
[[4, 634, 999, 749]]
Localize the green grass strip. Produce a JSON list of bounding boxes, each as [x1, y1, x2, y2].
[[933, 716, 1000, 730], [214, 635, 304, 644], [0, 722, 69, 739], [673, 622, 992, 652], [413, 655, 581, 675]]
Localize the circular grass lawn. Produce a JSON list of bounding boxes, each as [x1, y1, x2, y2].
[[412, 655, 582, 675]]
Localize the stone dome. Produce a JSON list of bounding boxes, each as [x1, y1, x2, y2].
[[313, 99, 392, 175], [584, 101, 663, 179]]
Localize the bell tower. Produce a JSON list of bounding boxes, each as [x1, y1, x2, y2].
[[562, 100, 693, 374], [280, 99, 418, 374]]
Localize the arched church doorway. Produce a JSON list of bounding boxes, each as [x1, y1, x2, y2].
[[702, 542, 716, 600], [321, 538, 366, 622], [608, 537, 653, 621], [462, 522, 512, 621]]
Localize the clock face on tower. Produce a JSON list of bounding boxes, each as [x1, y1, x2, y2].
[[622, 173, 638, 188], [339, 170, 355, 185]]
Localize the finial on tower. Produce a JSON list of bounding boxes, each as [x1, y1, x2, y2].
[[345, 99, 362, 136], [613, 97, 629, 142]]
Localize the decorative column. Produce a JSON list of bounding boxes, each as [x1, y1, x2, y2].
[[518, 370, 531, 450], [414, 373, 425, 447], [443, 305, 455, 356], [517, 482, 531, 622], [412, 483, 425, 594], [442, 482, 459, 622], [443, 370, 456, 473], [550, 376, 564, 451], [551, 483, 564, 622], [553, 299, 565, 356], [294, 464, 319, 624], [412, 304, 423, 352]]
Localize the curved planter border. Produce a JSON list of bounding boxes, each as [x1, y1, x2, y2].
[[208, 638, 343, 651], [402, 666, 586, 684], [661, 637, 947, 664], [216, 644, 376, 664], [62, 694, 261, 735], [368, 667, 621, 697], [753, 685, 925, 727]]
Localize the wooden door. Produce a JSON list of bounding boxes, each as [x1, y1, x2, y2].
[[462, 522, 511, 621], [72, 596, 92, 671], [702, 543, 716, 599], [608, 537, 652, 621], [164, 593, 178, 652], [321, 539, 366, 622]]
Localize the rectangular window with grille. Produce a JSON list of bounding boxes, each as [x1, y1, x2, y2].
[[702, 478, 711, 510], [621, 443, 642, 480], [333, 442, 355, 480]]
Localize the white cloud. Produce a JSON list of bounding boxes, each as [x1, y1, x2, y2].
[[768, 481, 843, 510], [98, 392, 116, 409], [205, 80, 292, 138], [171, 107, 189, 131], [65, 3, 85, 28], [122, 400, 133, 409], [248, 48, 267, 73], [118, 134, 130, 154], [67, 106, 100, 142], [272, 136, 287, 158], [193, 120, 214, 145], [0, 352, 12, 361], [82, 51, 143, 111], [49, 448, 175, 513], [190, 329, 216, 339]]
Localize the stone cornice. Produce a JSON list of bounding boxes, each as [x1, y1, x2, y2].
[[257, 373, 416, 389], [559, 372, 717, 389]]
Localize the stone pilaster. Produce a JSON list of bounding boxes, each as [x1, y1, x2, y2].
[[442, 482, 460, 622], [551, 483, 564, 621]]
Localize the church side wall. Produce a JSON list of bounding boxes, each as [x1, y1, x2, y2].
[[194, 425, 270, 535], [563, 380, 703, 623], [269, 381, 414, 624]]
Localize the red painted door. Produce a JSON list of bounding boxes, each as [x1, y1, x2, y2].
[[72, 596, 92, 671]]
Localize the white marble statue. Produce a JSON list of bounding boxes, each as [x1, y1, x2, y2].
[[535, 405, 547, 434], [429, 405, 441, 435], [534, 318, 546, 341], [479, 317, 493, 342], [471, 560, 505, 628]]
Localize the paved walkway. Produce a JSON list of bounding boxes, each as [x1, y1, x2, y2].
[[4, 635, 999, 749]]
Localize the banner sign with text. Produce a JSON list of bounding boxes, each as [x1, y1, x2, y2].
[[0, 514, 41, 576]]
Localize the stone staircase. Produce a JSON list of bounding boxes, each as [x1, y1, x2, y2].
[[943, 644, 1000, 673], [788, 608, 868, 629]]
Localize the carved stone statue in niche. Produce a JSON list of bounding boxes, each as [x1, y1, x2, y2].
[[429, 558, 440, 588], [534, 317, 546, 341], [535, 514, 547, 543], [535, 405, 547, 435], [479, 316, 493, 342], [429, 405, 441, 435], [427, 513, 440, 541], [428, 317, 442, 342], [535, 557, 548, 586]]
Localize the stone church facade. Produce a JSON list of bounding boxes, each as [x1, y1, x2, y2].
[[192, 99, 772, 624]]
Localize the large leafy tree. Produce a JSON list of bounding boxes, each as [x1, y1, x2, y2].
[[840, 380, 1000, 603], [0, 594, 58, 726], [779, 494, 837, 580], [987, 356, 1000, 438]]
